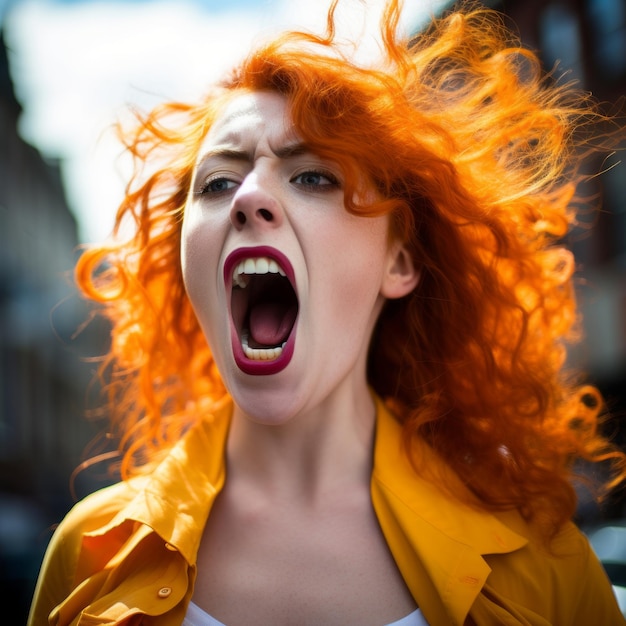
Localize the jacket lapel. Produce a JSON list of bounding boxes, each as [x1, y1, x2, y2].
[[371, 397, 528, 626], [83, 397, 232, 567]]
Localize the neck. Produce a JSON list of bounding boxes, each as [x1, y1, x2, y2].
[[226, 384, 377, 504]]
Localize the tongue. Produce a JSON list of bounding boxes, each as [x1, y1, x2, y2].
[[249, 301, 296, 346]]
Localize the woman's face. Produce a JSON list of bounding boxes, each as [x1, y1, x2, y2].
[[182, 90, 406, 422]]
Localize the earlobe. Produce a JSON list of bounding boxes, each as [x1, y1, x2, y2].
[[381, 242, 420, 299]]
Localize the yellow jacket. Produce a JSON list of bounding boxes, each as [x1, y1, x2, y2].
[[28, 397, 624, 625]]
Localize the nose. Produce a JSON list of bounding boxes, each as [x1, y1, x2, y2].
[[229, 172, 283, 231]]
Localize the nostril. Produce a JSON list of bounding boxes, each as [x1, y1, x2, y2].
[[258, 209, 273, 222], [235, 211, 246, 225]]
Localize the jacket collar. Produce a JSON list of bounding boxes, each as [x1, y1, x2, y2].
[[85, 396, 232, 566], [371, 395, 528, 625], [87, 394, 528, 625]]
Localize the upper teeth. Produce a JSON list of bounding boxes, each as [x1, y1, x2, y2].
[[233, 256, 286, 288]]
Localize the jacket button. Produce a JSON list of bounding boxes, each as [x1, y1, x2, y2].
[[158, 587, 172, 598]]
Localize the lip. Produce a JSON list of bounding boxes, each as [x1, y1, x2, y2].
[[224, 246, 298, 375]]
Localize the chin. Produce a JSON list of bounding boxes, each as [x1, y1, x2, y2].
[[232, 390, 307, 425]]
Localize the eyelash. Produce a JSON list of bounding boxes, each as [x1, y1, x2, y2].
[[195, 168, 341, 197], [290, 169, 341, 191], [196, 177, 237, 197]]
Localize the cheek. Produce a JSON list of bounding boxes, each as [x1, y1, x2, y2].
[[317, 216, 389, 322], [180, 213, 222, 319], [316, 209, 389, 252], [334, 215, 389, 280], [180, 222, 202, 300], [180, 220, 230, 372]]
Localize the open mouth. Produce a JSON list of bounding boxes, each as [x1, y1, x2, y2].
[[225, 247, 299, 375]]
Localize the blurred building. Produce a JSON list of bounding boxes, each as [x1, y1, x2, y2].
[[0, 29, 110, 619]]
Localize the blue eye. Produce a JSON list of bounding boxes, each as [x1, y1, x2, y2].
[[200, 177, 237, 195], [291, 170, 339, 189]]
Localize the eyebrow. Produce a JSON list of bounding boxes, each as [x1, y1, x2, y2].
[[195, 141, 312, 172], [272, 142, 310, 159], [195, 147, 250, 172]]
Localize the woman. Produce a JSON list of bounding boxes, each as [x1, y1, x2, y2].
[[29, 0, 626, 624]]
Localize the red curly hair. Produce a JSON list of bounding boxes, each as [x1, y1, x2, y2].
[[76, 0, 625, 535]]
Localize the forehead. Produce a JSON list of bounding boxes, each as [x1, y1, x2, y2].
[[201, 91, 297, 152]]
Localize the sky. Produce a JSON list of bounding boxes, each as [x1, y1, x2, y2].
[[4, 0, 452, 243]]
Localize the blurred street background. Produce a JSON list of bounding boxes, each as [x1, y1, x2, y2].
[[1, 0, 625, 622]]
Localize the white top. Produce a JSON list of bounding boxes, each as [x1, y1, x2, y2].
[[182, 600, 429, 626]]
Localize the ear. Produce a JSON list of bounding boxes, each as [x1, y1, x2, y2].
[[381, 240, 420, 299]]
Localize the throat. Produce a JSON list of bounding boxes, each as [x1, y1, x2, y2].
[[249, 300, 297, 347], [230, 270, 299, 365]]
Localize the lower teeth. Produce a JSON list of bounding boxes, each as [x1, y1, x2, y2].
[[241, 332, 286, 361]]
